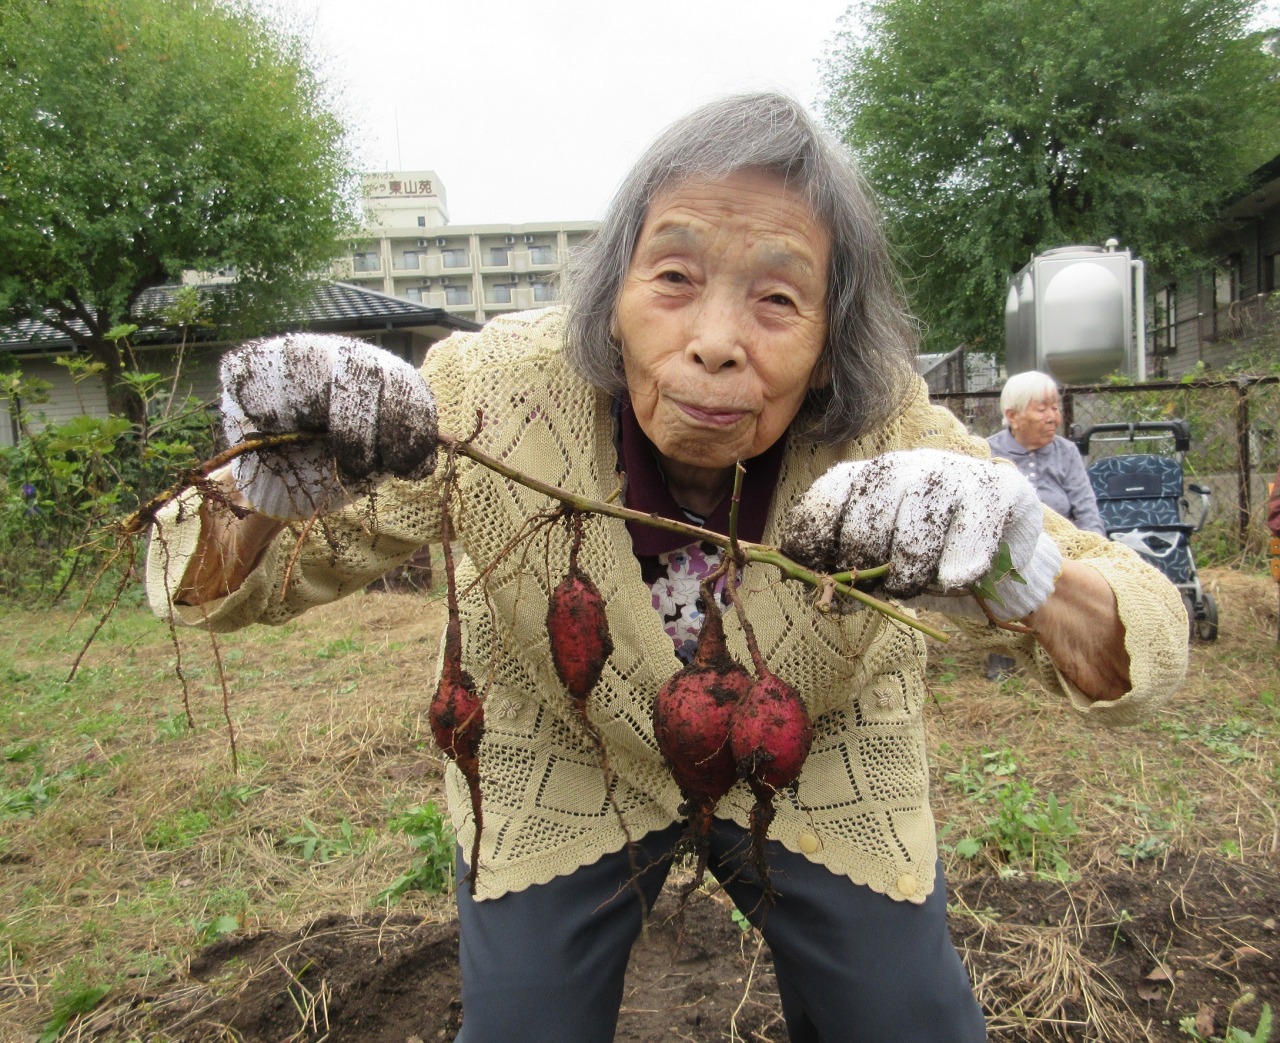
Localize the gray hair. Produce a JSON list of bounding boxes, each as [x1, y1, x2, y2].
[[561, 91, 918, 445], [1000, 370, 1060, 423]]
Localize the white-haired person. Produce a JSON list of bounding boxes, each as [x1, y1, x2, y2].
[[988, 370, 1106, 536], [147, 93, 1187, 1042], [984, 370, 1107, 679]]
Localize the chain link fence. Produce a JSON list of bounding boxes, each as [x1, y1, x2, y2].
[[933, 376, 1280, 564]]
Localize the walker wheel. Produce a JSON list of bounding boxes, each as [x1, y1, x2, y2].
[[1194, 592, 1218, 642]]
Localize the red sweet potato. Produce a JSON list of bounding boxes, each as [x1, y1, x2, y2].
[[430, 512, 485, 893], [546, 519, 644, 908], [546, 565, 613, 709], [429, 615, 484, 776], [729, 666, 813, 889], [652, 589, 752, 881], [729, 670, 813, 794]]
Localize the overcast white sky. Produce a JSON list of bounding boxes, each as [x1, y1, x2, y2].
[[287, 1, 855, 225]]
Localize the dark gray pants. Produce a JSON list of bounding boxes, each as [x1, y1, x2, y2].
[[454, 820, 986, 1042]]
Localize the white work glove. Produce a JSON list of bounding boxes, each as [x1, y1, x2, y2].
[[780, 449, 1062, 621], [219, 334, 438, 520]]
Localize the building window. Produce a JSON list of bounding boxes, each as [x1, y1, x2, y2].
[[490, 284, 513, 304], [445, 286, 471, 306], [353, 251, 380, 272], [405, 287, 423, 302], [529, 245, 556, 264], [397, 250, 420, 270], [1151, 284, 1176, 355], [442, 249, 467, 269], [488, 247, 510, 266], [533, 282, 557, 302], [417, 216, 427, 227]]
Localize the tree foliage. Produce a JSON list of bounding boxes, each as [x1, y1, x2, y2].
[[0, 0, 360, 417], [822, 0, 1280, 354]]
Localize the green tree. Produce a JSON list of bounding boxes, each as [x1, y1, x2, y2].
[[822, 0, 1280, 355], [0, 0, 359, 422]]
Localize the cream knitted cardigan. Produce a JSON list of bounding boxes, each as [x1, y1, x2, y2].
[[147, 308, 1189, 903]]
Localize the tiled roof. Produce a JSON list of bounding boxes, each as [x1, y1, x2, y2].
[[0, 282, 479, 354]]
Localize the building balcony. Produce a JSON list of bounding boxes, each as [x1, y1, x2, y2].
[[438, 255, 473, 276], [509, 249, 561, 274]]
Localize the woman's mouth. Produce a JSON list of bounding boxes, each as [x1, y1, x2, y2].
[[677, 402, 747, 427]]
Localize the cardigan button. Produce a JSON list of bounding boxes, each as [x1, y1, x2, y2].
[[897, 873, 920, 897], [797, 829, 821, 854]]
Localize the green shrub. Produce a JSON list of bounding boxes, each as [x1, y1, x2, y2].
[[0, 351, 216, 604]]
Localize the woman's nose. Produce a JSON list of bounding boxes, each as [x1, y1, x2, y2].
[[685, 297, 747, 372]]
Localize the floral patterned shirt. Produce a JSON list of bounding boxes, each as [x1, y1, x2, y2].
[[641, 541, 728, 664]]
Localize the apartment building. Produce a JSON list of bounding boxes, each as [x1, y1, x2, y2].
[[332, 170, 599, 324]]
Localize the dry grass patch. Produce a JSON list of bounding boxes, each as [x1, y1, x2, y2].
[[0, 588, 454, 1040]]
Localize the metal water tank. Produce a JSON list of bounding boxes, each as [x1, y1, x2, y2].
[[1004, 244, 1136, 382]]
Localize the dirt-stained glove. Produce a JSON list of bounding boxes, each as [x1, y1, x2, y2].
[[219, 334, 438, 520], [780, 449, 1062, 621]]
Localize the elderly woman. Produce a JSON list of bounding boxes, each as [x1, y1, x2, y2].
[[149, 93, 1187, 1043], [988, 370, 1106, 536]]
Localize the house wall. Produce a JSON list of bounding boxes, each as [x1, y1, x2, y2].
[[1145, 171, 1280, 379], [1, 357, 110, 447]]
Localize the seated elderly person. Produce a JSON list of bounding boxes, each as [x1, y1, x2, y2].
[[148, 93, 1187, 1043], [984, 371, 1108, 680], [987, 370, 1106, 536]]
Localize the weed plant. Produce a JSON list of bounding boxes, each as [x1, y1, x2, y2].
[[943, 748, 1079, 879], [1180, 1000, 1273, 1043], [375, 802, 457, 904]]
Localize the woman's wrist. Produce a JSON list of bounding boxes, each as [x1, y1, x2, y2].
[[176, 475, 284, 605], [1026, 560, 1130, 701]]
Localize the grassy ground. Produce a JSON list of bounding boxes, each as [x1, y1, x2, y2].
[[0, 565, 1277, 1041], [0, 583, 457, 1041]]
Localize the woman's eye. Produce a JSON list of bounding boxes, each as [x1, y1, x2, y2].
[[659, 270, 687, 284], [764, 292, 795, 307]]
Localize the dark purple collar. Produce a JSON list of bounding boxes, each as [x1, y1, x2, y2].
[[616, 398, 785, 555]]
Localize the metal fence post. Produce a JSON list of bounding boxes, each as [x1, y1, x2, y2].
[[1236, 378, 1252, 546]]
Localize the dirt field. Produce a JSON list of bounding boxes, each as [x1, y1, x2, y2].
[[12, 567, 1280, 1042]]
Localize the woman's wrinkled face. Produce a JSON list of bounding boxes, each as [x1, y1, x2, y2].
[[1007, 395, 1061, 451], [614, 169, 830, 481]]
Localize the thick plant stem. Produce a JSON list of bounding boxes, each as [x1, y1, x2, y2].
[[119, 427, 950, 642], [444, 433, 946, 642]]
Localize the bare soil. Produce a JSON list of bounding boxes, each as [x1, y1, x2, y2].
[[73, 568, 1280, 1041], [89, 851, 1280, 1042]]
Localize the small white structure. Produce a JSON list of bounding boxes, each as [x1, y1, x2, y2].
[[1005, 242, 1146, 383]]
